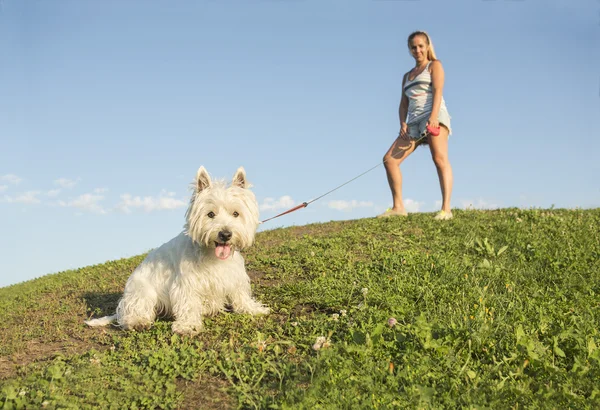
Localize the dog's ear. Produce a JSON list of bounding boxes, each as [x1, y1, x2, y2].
[[196, 166, 212, 192], [232, 167, 247, 189]]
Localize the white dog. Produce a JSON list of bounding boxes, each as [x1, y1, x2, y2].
[[85, 166, 269, 335]]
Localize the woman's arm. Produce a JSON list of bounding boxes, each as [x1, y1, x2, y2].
[[428, 60, 445, 126], [399, 72, 409, 127]]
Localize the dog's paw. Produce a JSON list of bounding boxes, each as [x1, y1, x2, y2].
[[121, 320, 152, 332], [248, 305, 270, 315], [131, 323, 152, 332], [172, 321, 202, 336]]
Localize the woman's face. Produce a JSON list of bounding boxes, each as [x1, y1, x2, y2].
[[409, 35, 429, 64]]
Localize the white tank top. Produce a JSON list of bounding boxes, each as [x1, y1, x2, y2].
[[403, 61, 448, 124]]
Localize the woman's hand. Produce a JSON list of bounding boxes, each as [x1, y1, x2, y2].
[[399, 122, 410, 140], [427, 117, 440, 132]]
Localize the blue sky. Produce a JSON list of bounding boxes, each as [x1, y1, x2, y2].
[[1, 0, 599, 288]]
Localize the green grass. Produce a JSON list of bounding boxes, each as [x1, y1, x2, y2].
[[1, 207, 599, 409]]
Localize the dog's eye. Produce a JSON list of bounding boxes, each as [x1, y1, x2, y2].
[[233, 211, 239, 217], [207, 211, 215, 218]]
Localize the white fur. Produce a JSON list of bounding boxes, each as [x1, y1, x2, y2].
[[85, 166, 269, 336]]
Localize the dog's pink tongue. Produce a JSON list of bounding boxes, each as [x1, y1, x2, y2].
[[215, 244, 232, 260]]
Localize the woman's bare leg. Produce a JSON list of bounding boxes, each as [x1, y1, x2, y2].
[[427, 126, 453, 213], [381, 136, 419, 214]]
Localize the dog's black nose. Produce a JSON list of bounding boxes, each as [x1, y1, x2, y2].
[[218, 230, 232, 242]]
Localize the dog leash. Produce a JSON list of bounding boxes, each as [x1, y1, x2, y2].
[[259, 161, 383, 224], [259, 134, 427, 224]]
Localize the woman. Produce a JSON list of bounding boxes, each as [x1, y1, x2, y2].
[[378, 30, 454, 220]]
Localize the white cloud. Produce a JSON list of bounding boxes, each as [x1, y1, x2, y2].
[[115, 190, 187, 213], [1, 174, 22, 185], [260, 196, 295, 212], [404, 199, 425, 213], [47, 189, 61, 198], [54, 177, 80, 189], [3, 191, 42, 204], [327, 199, 374, 212], [459, 198, 499, 210], [58, 192, 107, 214], [0, 185, 7, 193]]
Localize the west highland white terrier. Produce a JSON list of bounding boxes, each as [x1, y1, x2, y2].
[[85, 166, 269, 335]]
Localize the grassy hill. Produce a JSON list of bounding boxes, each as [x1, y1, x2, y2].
[[1, 208, 599, 409]]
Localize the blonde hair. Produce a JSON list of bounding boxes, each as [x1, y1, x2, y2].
[[407, 30, 438, 61]]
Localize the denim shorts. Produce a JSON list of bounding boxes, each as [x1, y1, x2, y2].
[[407, 108, 452, 144]]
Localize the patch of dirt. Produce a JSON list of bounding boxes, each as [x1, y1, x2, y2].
[[284, 221, 350, 238], [176, 375, 234, 410], [254, 220, 351, 248], [82, 291, 122, 317], [246, 270, 286, 288], [291, 303, 316, 316], [0, 337, 109, 381]]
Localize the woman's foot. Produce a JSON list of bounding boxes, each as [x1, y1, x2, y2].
[[434, 210, 453, 220], [377, 208, 408, 218]]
